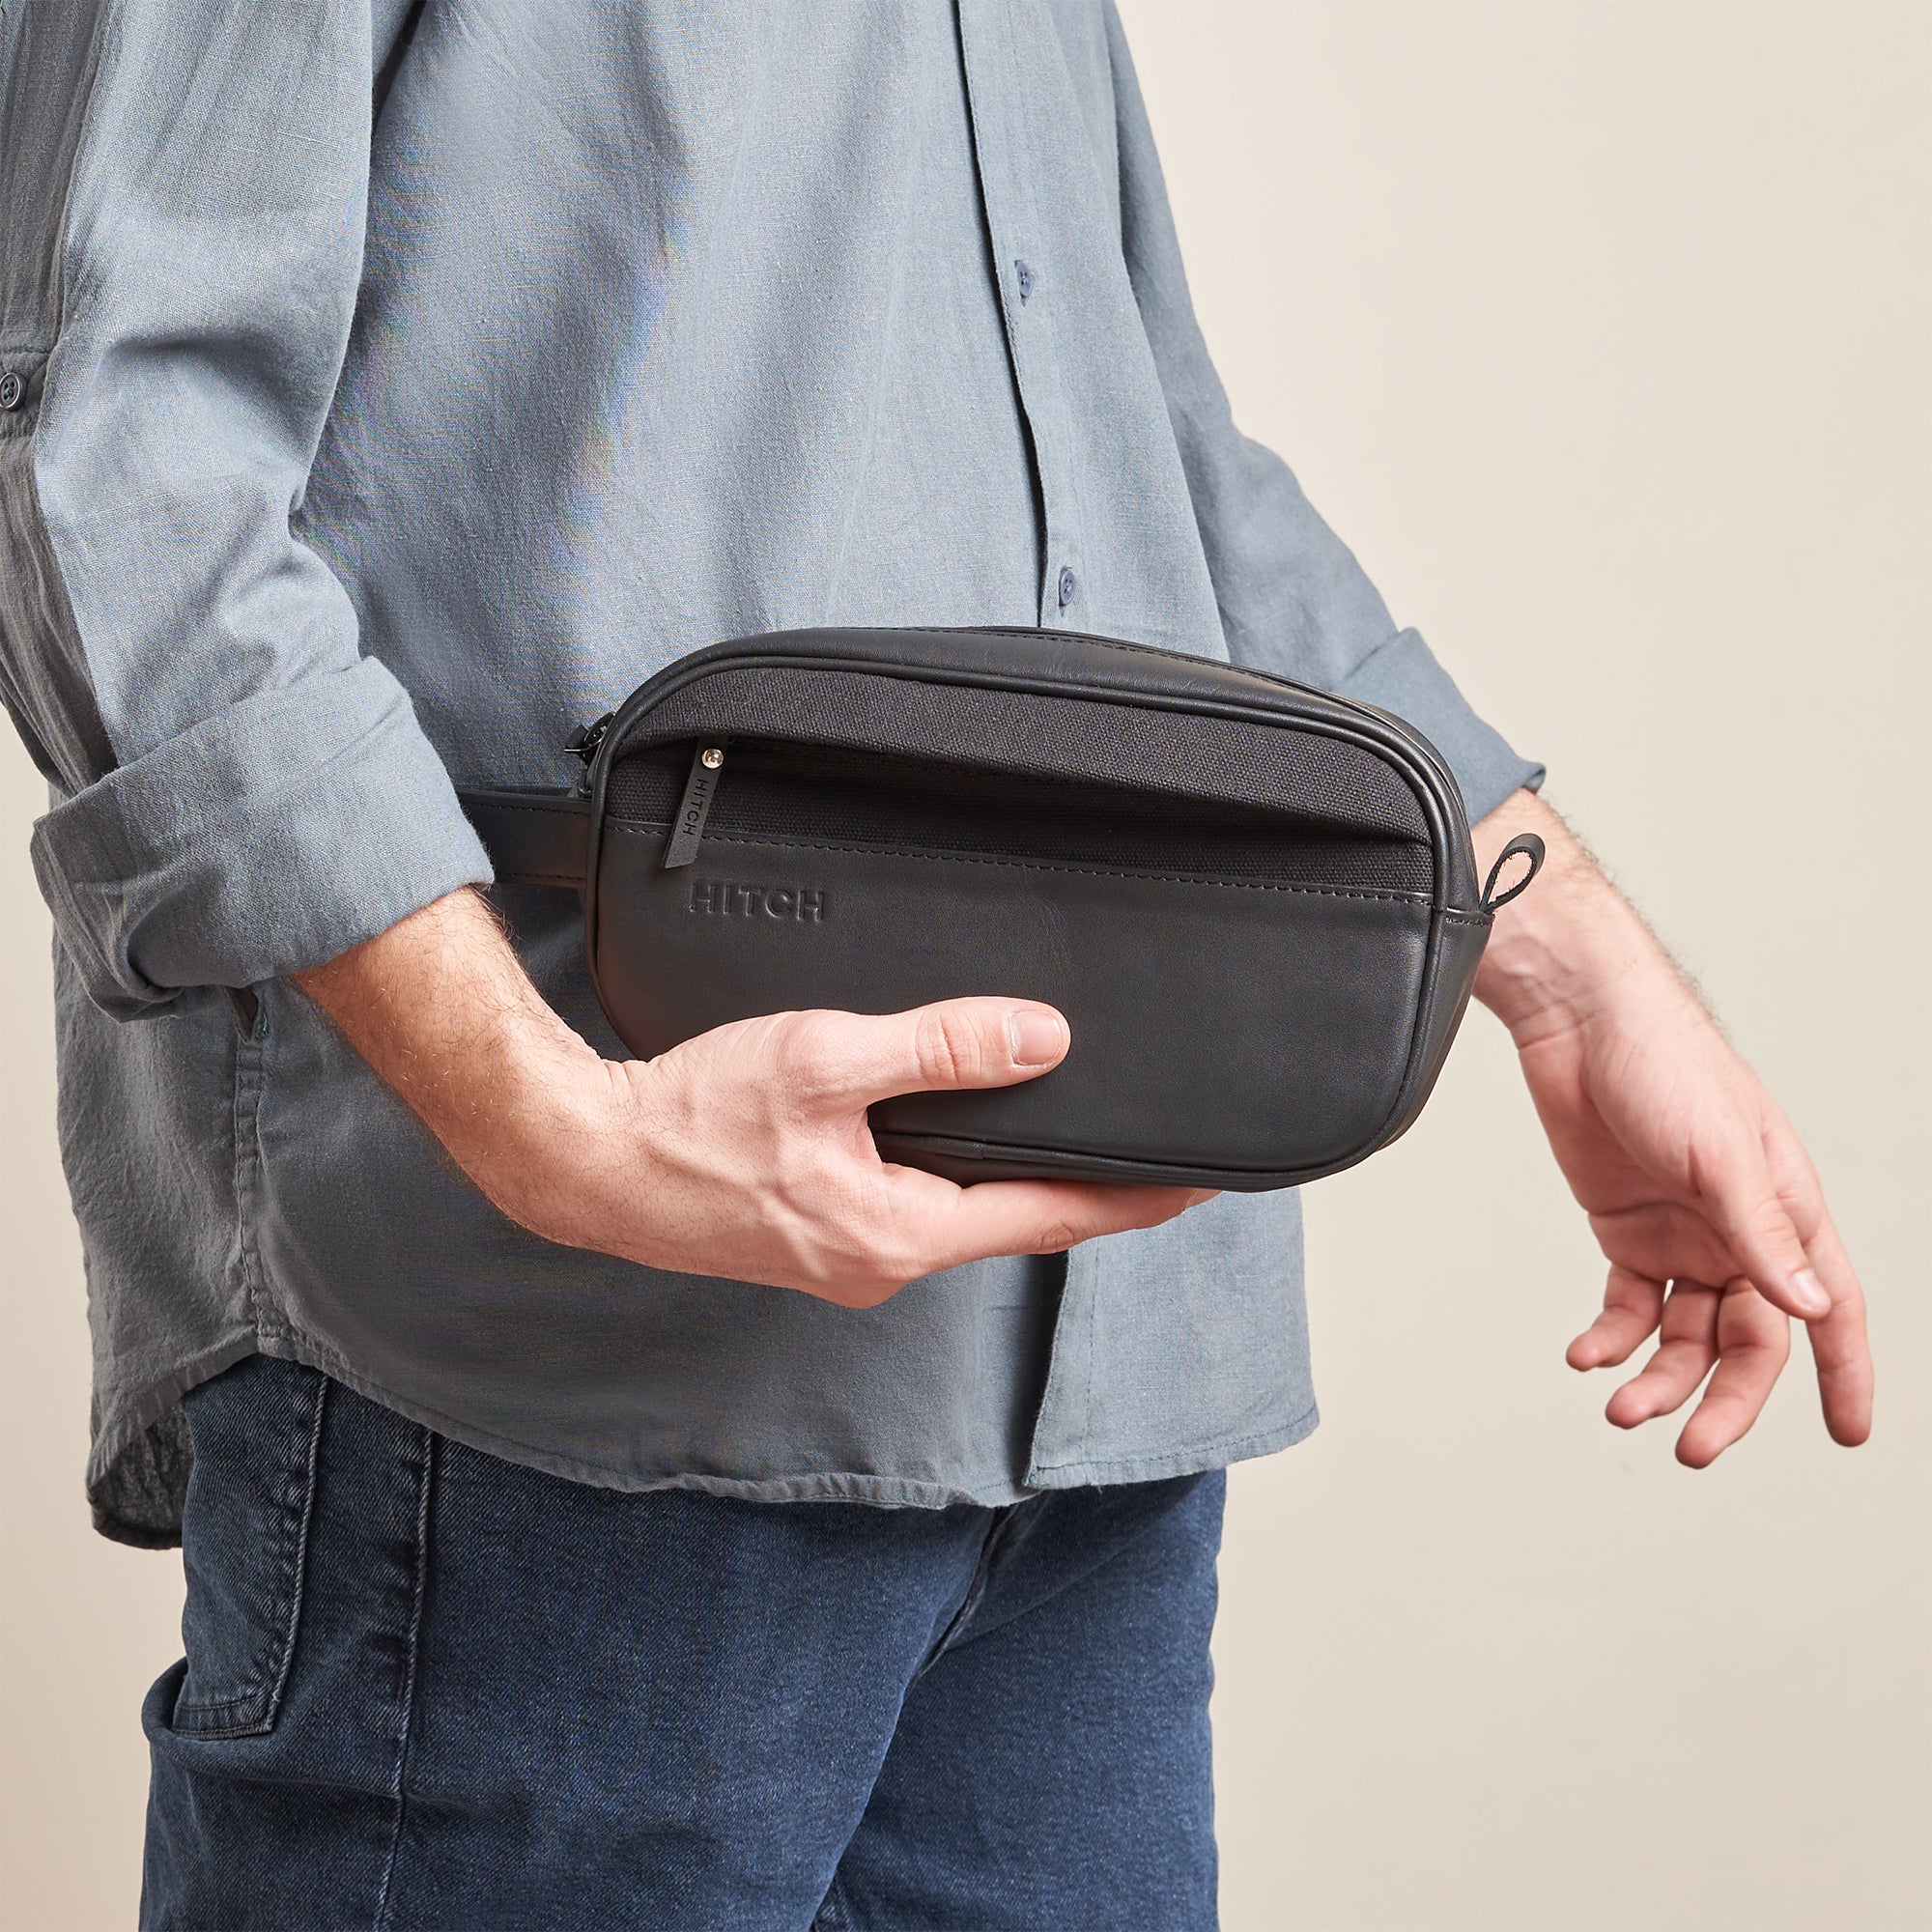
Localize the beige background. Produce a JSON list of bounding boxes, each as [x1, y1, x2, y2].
[[4, 3, 1926, 1926]]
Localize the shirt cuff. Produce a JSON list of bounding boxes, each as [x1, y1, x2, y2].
[[1335, 627, 1545, 825], [31, 657, 494, 1018]]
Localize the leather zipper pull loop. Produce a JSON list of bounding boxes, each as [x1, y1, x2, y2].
[[663, 741, 726, 869], [566, 712, 614, 764], [1480, 832, 1546, 913], [566, 713, 615, 799]]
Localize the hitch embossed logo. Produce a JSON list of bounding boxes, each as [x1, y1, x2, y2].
[[688, 877, 827, 923]]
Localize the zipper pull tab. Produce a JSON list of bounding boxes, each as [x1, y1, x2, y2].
[[566, 712, 615, 765], [663, 742, 725, 869]]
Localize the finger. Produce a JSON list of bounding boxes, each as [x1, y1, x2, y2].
[[1567, 1266, 1665, 1371], [777, 999, 1072, 1111], [1674, 1280, 1791, 1467], [1798, 1212, 1875, 1446], [1605, 1280, 1720, 1428], [1585, 1203, 1754, 1295], [899, 1173, 1213, 1275], [1756, 1108, 1874, 1443], [1695, 1139, 1833, 1321]]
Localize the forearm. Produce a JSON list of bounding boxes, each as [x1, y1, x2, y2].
[[292, 887, 597, 1188]]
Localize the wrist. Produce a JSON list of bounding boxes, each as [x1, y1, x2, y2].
[[1469, 792, 1662, 1040], [295, 887, 613, 1182]]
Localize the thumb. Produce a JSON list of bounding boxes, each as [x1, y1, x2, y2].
[[787, 998, 1070, 1112], [1706, 1146, 1832, 1320]]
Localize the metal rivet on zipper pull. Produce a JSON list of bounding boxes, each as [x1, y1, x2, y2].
[[663, 743, 725, 869]]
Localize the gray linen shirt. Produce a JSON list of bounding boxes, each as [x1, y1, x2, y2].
[[0, 0, 1540, 1544]]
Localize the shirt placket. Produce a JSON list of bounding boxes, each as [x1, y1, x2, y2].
[[957, 0, 1088, 630]]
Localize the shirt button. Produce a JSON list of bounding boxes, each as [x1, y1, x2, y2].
[[0, 372, 23, 412], [1057, 566, 1077, 608], [1013, 258, 1035, 301]]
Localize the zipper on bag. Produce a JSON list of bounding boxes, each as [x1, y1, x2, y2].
[[565, 712, 614, 797], [662, 742, 727, 868], [566, 712, 614, 765]]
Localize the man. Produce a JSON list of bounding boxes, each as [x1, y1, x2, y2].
[[0, 3, 1870, 1927]]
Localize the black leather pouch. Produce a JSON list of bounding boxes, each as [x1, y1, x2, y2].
[[459, 627, 1540, 1190]]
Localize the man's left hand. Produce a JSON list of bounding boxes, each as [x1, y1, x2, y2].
[[1470, 790, 1873, 1464]]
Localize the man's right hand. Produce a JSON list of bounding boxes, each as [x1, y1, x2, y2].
[[294, 887, 1208, 1306]]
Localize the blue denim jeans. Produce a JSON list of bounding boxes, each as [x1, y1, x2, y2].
[[141, 1356, 1223, 1929]]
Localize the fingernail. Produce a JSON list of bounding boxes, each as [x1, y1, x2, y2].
[[1790, 1267, 1831, 1319], [1009, 1009, 1065, 1066]]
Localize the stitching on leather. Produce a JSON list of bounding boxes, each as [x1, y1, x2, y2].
[[604, 821, 1431, 903]]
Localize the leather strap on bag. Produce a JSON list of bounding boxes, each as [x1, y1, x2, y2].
[[463, 788, 589, 890]]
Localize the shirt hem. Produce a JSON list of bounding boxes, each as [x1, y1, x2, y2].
[[88, 1330, 1323, 1535], [1024, 1400, 1320, 1490], [86, 1329, 261, 1501], [252, 1325, 1037, 1510]]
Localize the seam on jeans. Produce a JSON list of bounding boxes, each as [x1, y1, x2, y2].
[[914, 1501, 1033, 1682], [811, 1870, 856, 1931], [170, 1372, 328, 1736], [374, 1428, 435, 1932], [229, 994, 269, 1335], [264, 1376, 327, 1722]]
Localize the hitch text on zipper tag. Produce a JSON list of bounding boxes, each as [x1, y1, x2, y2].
[[663, 743, 726, 869]]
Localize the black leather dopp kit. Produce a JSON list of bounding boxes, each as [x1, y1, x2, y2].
[[459, 627, 1542, 1191]]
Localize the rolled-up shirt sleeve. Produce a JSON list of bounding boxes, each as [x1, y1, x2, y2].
[[1103, 2, 1544, 822], [0, 0, 489, 1019]]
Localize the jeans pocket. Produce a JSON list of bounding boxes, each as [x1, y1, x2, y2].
[[169, 1355, 328, 1739]]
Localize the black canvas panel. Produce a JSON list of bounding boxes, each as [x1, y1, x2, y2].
[[616, 666, 1431, 841]]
